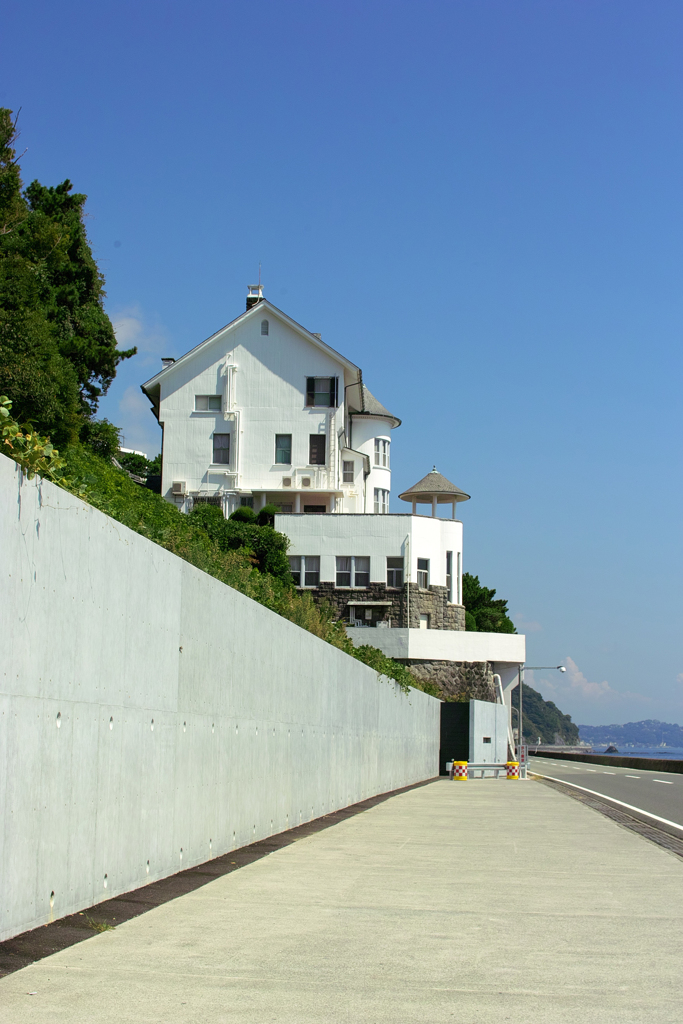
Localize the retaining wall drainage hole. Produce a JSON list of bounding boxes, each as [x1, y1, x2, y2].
[[56, 712, 61, 728], [150, 719, 154, 731], [146, 860, 150, 875], [179, 848, 183, 862], [183, 721, 186, 732], [50, 891, 54, 909], [109, 717, 113, 730], [103, 874, 108, 889], [212, 723, 215, 734]]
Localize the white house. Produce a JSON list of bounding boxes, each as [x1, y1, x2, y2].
[[141, 285, 524, 709], [141, 284, 398, 517]]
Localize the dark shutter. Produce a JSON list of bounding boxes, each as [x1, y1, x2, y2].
[[309, 435, 326, 465], [306, 377, 315, 407]]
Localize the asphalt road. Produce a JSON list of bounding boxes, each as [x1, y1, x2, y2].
[[529, 756, 683, 840]]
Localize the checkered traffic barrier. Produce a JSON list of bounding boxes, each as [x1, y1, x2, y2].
[[452, 760, 468, 780], [506, 761, 520, 780]]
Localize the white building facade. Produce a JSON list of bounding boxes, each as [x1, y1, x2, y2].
[[142, 286, 524, 708], [141, 286, 399, 518]]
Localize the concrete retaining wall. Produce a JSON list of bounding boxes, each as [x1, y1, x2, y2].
[[0, 455, 440, 941]]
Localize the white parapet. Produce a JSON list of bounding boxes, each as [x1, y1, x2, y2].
[[346, 627, 526, 665]]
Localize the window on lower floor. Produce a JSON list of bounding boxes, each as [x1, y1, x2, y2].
[[419, 613, 430, 629], [288, 555, 320, 587], [240, 496, 254, 508], [373, 488, 389, 514], [304, 504, 326, 514], [309, 434, 326, 465], [446, 551, 453, 602], [417, 558, 429, 589], [342, 460, 354, 483], [336, 556, 370, 587], [456, 552, 461, 604], [386, 557, 404, 588], [212, 433, 230, 464], [275, 434, 292, 464]]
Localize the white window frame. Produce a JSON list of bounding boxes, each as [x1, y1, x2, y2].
[[335, 556, 370, 588], [386, 557, 404, 588], [195, 395, 222, 412], [342, 460, 354, 483], [373, 488, 389, 514], [288, 555, 320, 588], [374, 438, 390, 468], [446, 551, 453, 603], [212, 433, 231, 465], [417, 558, 429, 589]]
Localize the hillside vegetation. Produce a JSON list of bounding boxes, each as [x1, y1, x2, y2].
[[512, 682, 580, 745], [1, 402, 436, 697]]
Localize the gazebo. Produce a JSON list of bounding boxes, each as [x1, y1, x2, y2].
[[398, 467, 470, 519]]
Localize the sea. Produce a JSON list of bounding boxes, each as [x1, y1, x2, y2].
[[592, 747, 683, 761]]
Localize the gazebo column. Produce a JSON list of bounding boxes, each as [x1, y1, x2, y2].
[[452, 500, 456, 519], [431, 496, 437, 517], [412, 499, 416, 514]]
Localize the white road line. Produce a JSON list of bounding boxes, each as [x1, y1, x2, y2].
[[586, 769, 597, 772], [654, 780, 674, 785], [530, 771, 683, 832], [625, 776, 640, 779], [603, 771, 616, 775]]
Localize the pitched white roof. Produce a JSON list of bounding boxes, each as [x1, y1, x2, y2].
[[141, 299, 359, 398]]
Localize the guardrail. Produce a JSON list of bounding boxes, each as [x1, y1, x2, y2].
[[530, 750, 683, 775], [445, 761, 527, 780]]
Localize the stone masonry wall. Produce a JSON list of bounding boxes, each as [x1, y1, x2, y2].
[[305, 581, 466, 631], [404, 660, 496, 703]]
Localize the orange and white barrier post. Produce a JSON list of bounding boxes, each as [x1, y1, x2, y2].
[[506, 761, 520, 780], [452, 760, 468, 780]]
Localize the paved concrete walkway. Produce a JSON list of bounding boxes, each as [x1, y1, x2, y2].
[[2, 778, 683, 1024]]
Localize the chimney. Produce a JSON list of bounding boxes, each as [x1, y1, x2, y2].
[[161, 357, 175, 368], [246, 284, 264, 310]]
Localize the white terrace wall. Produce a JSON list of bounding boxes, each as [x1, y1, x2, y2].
[[0, 454, 439, 942]]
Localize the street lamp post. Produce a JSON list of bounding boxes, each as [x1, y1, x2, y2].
[[517, 665, 566, 759]]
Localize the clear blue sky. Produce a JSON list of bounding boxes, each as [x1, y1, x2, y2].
[[3, 0, 682, 727]]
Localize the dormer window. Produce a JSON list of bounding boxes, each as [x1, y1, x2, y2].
[[261, 320, 269, 335], [306, 377, 338, 408]]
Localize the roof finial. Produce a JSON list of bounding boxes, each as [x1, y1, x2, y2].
[[432, 465, 438, 473]]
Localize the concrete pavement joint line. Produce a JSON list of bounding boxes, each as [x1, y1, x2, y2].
[[531, 772, 683, 832]]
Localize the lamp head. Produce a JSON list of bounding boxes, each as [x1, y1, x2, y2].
[[559, 666, 566, 673]]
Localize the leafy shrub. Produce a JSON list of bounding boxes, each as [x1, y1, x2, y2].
[[117, 451, 150, 476], [80, 419, 122, 460], [463, 573, 516, 633], [229, 506, 257, 523]]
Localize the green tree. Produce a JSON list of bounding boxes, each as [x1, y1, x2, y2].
[[512, 682, 579, 745], [462, 572, 516, 633], [0, 108, 135, 445]]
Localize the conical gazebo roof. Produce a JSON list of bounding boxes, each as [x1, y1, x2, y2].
[[398, 467, 470, 516]]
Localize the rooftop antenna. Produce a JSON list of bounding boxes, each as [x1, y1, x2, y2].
[[258, 261, 261, 288]]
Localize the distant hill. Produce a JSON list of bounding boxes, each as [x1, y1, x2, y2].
[[578, 720, 683, 748], [513, 683, 579, 745]]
